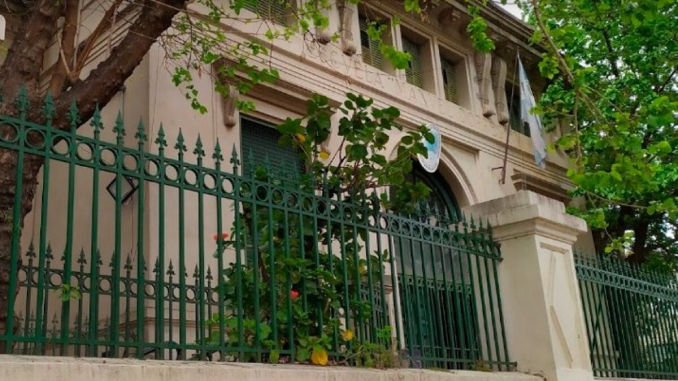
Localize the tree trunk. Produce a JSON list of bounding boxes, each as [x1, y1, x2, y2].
[[0, 149, 44, 353], [0, 0, 62, 104], [0, 0, 189, 352], [628, 220, 650, 265], [0, 0, 61, 354]]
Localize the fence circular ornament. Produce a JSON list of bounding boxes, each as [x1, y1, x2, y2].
[[416, 123, 441, 173]]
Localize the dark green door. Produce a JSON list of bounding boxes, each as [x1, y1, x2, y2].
[[396, 164, 480, 369]]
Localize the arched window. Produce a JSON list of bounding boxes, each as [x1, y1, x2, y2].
[[395, 163, 478, 368], [406, 162, 460, 222]]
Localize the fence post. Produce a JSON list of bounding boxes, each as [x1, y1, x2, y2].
[[465, 191, 593, 381]]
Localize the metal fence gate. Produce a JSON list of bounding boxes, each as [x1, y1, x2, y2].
[[575, 253, 678, 379], [0, 93, 512, 370]]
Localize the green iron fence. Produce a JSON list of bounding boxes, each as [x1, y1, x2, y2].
[[575, 253, 678, 379], [0, 91, 512, 370]]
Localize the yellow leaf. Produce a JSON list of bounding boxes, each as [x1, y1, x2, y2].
[[341, 329, 354, 341], [311, 348, 328, 365], [295, 134, 306, 143], [319, 150, 330, 160]]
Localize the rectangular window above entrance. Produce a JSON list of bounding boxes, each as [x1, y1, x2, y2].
[[243, 0, 290, 26], [440, 56, 458, 104], [359, 16, 385, 70], [240, 116, 303, 179], [240, 116, 303, 266], [402, 37, 423, 88]]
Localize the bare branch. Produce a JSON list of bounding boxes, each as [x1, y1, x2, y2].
[[72, 0, 125, 77], [49, 0, 189, 129], [49, 0, 79, 96]]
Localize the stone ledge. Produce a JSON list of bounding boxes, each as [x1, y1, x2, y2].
[[0, 355, 542, 381], [464, 191, 587, 244]]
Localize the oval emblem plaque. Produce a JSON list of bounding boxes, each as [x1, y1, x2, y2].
[[417, 123, 441, 173]]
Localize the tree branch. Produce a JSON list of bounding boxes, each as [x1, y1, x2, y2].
[[656, 67, 677, 94], [601, 28, 620, 77], [72, 0, 126, 78], [48, 0, 189, 129], [529, 0, 606, 122], [49, 0, 79, 96]]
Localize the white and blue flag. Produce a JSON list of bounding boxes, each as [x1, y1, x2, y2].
[[518, 58, 547, 168]]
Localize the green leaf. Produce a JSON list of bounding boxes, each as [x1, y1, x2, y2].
[[348, 145, 368, 161], [380, 45, 411, 70], [403, 0, 421, 13], [296, 348, 310, 362], [647, 204, 657, 215], [270, 349, 280, 364], [260, 323, 272, 340]]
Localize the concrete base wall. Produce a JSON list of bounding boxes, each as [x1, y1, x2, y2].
[[597, 379, 678, 381], [0, 356, 541, 381]]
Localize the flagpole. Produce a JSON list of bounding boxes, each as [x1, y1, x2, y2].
[[498, 50, 520, 185]]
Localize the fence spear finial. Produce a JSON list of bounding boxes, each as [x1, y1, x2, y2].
[[67, 100, 81, 131], [42, 93, 55, 123], [213, 139, 223, 165], [135, 118, 147, 146], [175, 129, 187, 158], [194, 134, 205, 159], [113, 111, 126, 144], [230, 143, 240, 171], [91, 106, 103, 137]]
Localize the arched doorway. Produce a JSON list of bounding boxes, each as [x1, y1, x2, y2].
[[406, 162, 460, 223], [395, 162, 479, 369]]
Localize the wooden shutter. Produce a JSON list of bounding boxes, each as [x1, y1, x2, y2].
[[240, 116, 302, 265], [402, 37, 423, 88], [243, 0, 288, 25], [240, 116, 303, 179], [359, 16, 384, 70], [441, 57, 458, 104]]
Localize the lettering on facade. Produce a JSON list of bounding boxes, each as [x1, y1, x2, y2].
[[309, 43, 439, 114]]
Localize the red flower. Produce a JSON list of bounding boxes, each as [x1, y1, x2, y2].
[[290, 290, 300, 300], [213, 232, 229, 241]]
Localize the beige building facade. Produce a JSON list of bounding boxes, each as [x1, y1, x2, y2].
[[2, 2, 602, 381]]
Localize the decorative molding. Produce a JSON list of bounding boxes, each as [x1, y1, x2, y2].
[[213, 59, 240, 128], [539, 242, 569, 255], [441, 147, 479, 206], [474, 52, 496, 118], [338, 0, 357, 56], [315, 0, 333, 44], [491, 56, 509, 125], [464, 191, 587, 244], [221, 86, 239, 128], [437, 7, 468, 34], [545, 250, 589, 368], [512, 171, 571, 204]]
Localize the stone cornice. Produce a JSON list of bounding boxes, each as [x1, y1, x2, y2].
[[464, 191, 587, 245], [443, 0, 546, 61]]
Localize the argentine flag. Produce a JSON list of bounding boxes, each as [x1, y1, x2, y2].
[[519, 58, 547, 168]]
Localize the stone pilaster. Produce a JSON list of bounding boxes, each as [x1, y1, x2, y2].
[[465, 191, 594, 381]]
